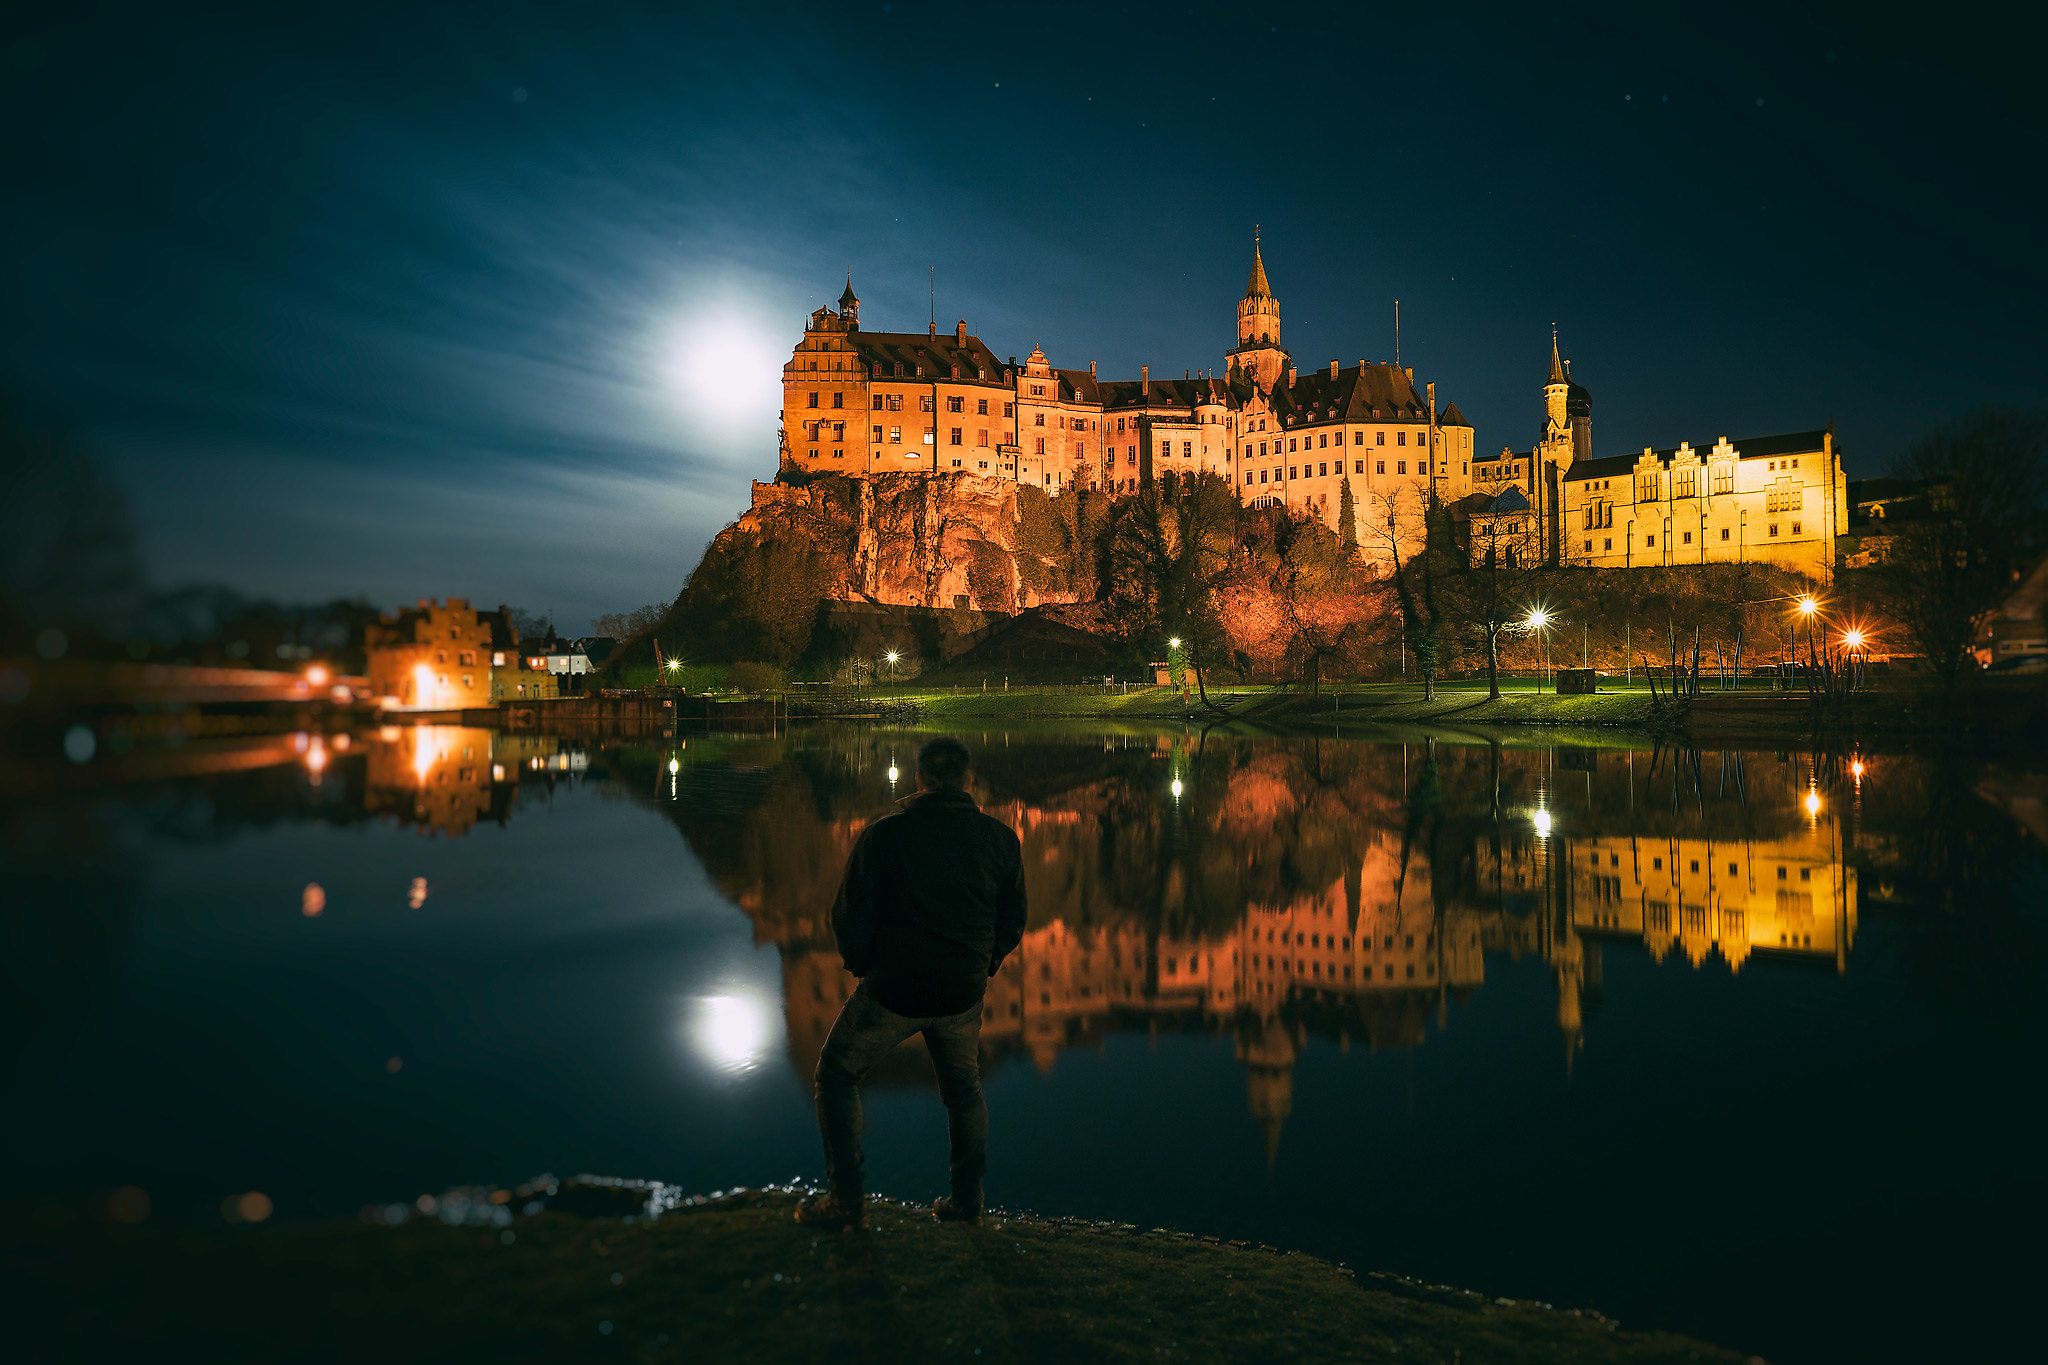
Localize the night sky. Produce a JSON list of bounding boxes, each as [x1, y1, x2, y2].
[[5, 2, 2042, 631]]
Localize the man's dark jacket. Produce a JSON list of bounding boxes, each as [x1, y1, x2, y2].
[[830, 788, 1027, 1017]]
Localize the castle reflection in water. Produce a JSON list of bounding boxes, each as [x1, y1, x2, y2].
[[324, 724, 1857, 1153], [645, 729, 1858, 1156]]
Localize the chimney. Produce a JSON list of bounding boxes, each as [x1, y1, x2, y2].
[[1142, 364, 1149, 397], [928, 320, 937, 338], [1329, 359, 1339, 379], [955, 319, 967, 346], [1405, 367, 1414, 382], [1358, 359, 1367, 370], [1286, 364, 1297, 387], [1089, 360, 1096, 378]]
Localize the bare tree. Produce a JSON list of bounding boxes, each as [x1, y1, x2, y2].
[[1273, 510, 1356, 693], [1872, 409, 2048, 683], [1104, 470, 1244, 713], [1450, 500, 1548, 700], [1364, 485, 1445, 700], [591, 601, 669, 640]]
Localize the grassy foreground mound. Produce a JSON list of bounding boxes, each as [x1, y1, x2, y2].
[[15, 1187, 1751, 1364]]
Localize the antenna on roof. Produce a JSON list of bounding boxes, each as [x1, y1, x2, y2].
[[929, 265, 935, 329], [1394, 300, 1401, 368]]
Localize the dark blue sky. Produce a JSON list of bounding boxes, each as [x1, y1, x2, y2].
[[5, 2, 2041, 630]]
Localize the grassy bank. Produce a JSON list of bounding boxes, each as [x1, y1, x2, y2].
[[897, 682, 1685, 733], [14, 1187, 1748, 1363]]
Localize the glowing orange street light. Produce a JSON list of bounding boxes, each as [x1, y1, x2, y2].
[[1795, 594, 1819, 618], [1804, 789, 1822, 817], [305, 664, 330, 687], [1842, 628, 1867, 650]]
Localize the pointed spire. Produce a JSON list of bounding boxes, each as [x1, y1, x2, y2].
[[1244, 227, 1272, 299], [1548, 329, 1566, 385], [837, 272, 858, 311]]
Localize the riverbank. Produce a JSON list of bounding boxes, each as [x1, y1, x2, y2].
[[14, 1185, 1749, 1363], [898, 684, 1686, 735], [827, 675, 2048, 748]]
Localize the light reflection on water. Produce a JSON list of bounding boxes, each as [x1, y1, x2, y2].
[[2, 722, 2044, 1364], [692, 993, 777, 1074]]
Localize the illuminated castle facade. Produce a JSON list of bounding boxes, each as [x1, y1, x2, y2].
[[1467, 334, 1849, 579], [779, 243, 1479, 542]]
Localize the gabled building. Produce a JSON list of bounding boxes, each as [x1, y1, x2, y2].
[[1560, 430, 1846, 578], [366, 598, 497, 711]]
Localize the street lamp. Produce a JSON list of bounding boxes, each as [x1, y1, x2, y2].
[[1790, 593, 1822, 682], [1524, 607, 1553, 692], [884, 650, 900, 692]]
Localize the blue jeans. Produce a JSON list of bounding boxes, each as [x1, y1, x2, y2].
[[814, 983, 987, 1206]]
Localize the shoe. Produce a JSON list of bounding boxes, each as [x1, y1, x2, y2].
[[932, 1194, 981, 1224], [795, 1194, 864, 1231]]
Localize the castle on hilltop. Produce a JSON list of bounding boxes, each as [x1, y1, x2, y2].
[[779, 242, 1478, 542], [780, 243, 1847, 578]]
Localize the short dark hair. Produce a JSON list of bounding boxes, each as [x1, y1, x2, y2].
[[916, 737, 972, 790]]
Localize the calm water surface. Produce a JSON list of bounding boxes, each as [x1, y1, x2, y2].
[[6, 722, 2045, 1363]]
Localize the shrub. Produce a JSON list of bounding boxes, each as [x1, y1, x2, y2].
[[725, 661, 785, 693]]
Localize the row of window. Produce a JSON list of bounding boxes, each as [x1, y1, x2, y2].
[[1582, 521, 1803, 553], [1241, 459, 1416, 485]]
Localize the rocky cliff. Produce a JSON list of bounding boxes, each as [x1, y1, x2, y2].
[[732, 472, 1088, 612], [662, 472, 1098, 667]]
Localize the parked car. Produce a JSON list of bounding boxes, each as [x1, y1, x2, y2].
[[1985, 654, 2048, 674]]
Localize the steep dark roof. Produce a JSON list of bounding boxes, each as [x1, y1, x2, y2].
[[1850, 476, 1926, 506], [1438, 401, 1471, 428], [1269, 363, 1433, 425], [851, 331, 1006, 383], [1487, 486, 1533, 514], [1445, 491, 1496, 522], [950, 612, 1116, 667], [1563, 430, 1831, 484], [1099, 375, 1226, 410], [1052, 368, 1102, 404]]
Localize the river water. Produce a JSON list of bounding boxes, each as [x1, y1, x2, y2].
[[5, 721, 2044, 1362]]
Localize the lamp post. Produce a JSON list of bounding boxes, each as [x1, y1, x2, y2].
[[1841, 627, 1868, 690], [1795, 594, 1820, 687], [1525, 608, 1552, 693], [884, 650, 900, 695]]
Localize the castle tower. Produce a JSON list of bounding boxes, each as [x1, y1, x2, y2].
[[1544, 331, 1570, 431], [1229, 234, 1290, 394], [837, 275, 860, 328], [1236, 238, 1281, 348], [1564, 359, 1592, 462]]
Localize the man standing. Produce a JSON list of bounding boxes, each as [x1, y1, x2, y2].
[[797, 737, 1026, 1231]]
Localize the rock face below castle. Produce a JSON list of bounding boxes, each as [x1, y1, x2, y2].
[[732, 472, 1086, 612]]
